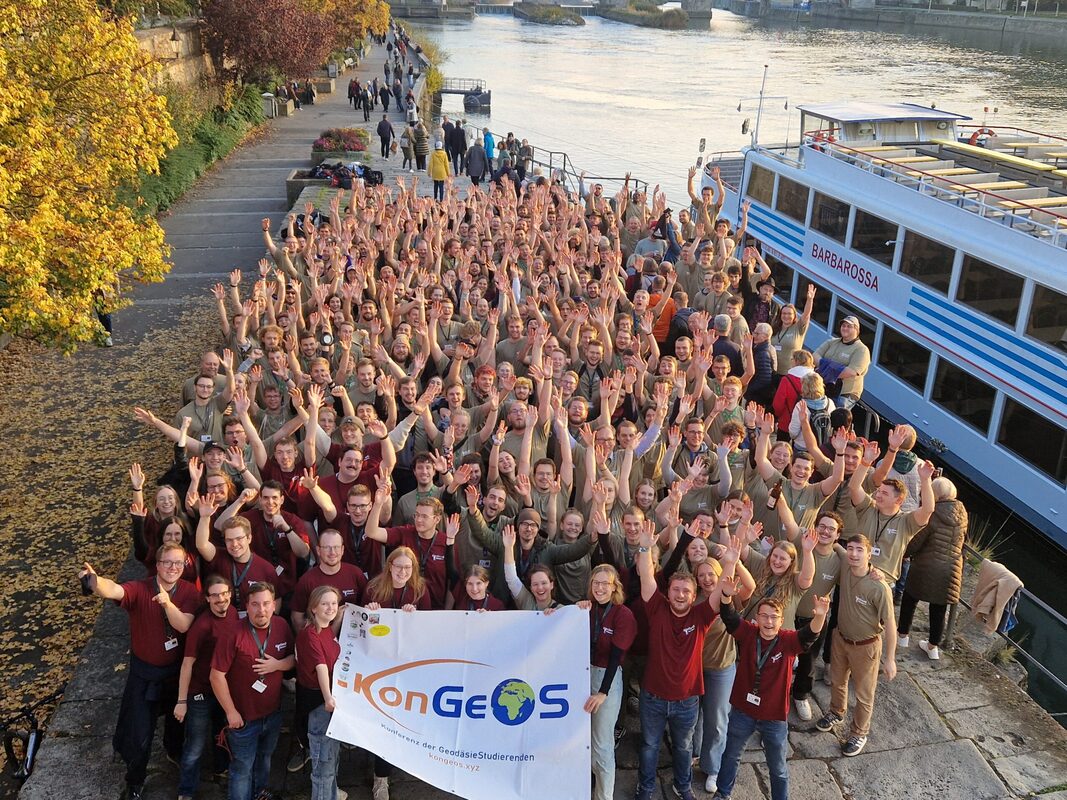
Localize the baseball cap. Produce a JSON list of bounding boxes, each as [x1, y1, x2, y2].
[[202, 440, 225, 455], [841, 315, 860, 327]]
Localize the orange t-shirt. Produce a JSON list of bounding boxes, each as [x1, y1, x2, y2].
[[650, 295, 677, 342]]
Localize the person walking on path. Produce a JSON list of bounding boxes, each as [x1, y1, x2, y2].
[[361, 84, 371, 122], [376, 115, 395, 160], [428, 142, 451, 202], [465, 138, 488, 186], [895, 476, 966, 662], [378, 84, 391, 113], [399, 123, 415, 172], [449, 120, 467, 175], [413, 121, 430, 171]]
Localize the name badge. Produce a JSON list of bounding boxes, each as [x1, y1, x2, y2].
[[479, 559, 492, 570], [746, 693, 761, 706], [164, 638, 179, 652], [238, 610, 248, 620], [275, 564, 285, 576], [252, 680, 268, 694], [773, 344, 782, 351], [871, 546, 881, 557], [200, 434, 212, 442], [193, 693, 205, 702]]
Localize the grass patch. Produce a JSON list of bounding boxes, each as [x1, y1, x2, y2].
[[965, 514, 1013, 567], [600, 2, 689, 28], [514, 3, 586, 25]]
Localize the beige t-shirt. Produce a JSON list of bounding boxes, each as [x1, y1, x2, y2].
[[797, 546, 843, 619], [854, 495, 924, 581], [837, 565, 893, 642]]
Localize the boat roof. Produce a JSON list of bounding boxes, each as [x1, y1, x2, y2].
[[796, 102, 972, 124]]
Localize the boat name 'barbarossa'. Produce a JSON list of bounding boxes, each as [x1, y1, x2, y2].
[[810, 243, 880, 292]]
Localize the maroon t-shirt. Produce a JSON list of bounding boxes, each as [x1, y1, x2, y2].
[[260, 458, 316, 519], [318, 473, 358, 529], [119, 578, 201, 668], [361, 582, 432, 610], [184, 606, 239, 696], [240, 510, 309, 596], [205, 552, 279, 613], [590, 602, 638, 668], [339, 518, 385, 577], [291, 564, 368, 614], [729, 619, 804, 722], [641, 591, 718, 700], [296, 624, 341, 690], [212, 618, 294, 722], [384, 526, 449, 609], [451, 583, 506, 611]]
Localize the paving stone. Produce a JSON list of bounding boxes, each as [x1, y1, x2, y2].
[[754, 758, 844, 800], [740, 734, 793, 763], [991, 749, 1067, 796], [832, 739, 1009, 800], [47, 697, 120, 737], [913, 664, 998, 713], [63, 636, 129, 702], [945, 704, 1045, 759]]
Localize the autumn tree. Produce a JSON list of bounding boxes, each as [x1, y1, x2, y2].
[[316, 0, 390, 44], [201, 0, 333, 83], [0, 0, 177, 349]]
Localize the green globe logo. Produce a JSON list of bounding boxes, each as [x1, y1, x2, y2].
[[490, 678, 536, 725]]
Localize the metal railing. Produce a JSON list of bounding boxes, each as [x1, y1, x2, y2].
[[811, 138, 1067, 248], [461, 122, 650, 198], [439, 78, 487, 93], [944, 544, 1067, 721]]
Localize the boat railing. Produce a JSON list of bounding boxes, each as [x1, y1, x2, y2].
[[946, 543, 1067, 723], [807, 137, 1067, 249], [461, 122, 649, 199], [702, 151, 745, 191], [957, 123, 1067, 146]]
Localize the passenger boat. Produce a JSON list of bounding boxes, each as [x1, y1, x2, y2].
[[703, 102, 1067, 549]]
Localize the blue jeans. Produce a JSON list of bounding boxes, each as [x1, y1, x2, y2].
[[308, 704, 341, 800], [716, 709, 789, 800], [177, 695, 216, 796], [693, 664, 736, 784], [638, 689, 699, 794], [226, 710, 282, 800], [589, 667, 623, 800]]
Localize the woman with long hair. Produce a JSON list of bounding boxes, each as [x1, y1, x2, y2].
[[130, 510, 198, 585], [452, 564, 505, 611], [771, 282, 815, 375], [296, 585, 344, 800], [362, 547, 431, 612], [577, 565, 636, 800], [741, 531, 817, 630], [502, 525, 560, 611]]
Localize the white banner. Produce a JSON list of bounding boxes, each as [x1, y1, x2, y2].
[[327, 605, 591, 800]]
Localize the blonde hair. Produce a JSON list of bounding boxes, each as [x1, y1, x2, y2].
[[365, 547, 427, 606], [932, 476, 957, 501], [801, 372, 825, 400]]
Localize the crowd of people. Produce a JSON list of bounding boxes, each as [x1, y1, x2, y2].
[[81, 24, 973, 800]]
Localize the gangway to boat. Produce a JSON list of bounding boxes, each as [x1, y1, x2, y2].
[[438, 78, 491, 111]]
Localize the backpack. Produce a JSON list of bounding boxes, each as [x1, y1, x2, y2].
[[772, 374, 803, 433], [809, 403, 833, 449]]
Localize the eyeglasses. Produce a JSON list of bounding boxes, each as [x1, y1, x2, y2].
[[207, 590, 231, 600], [591, 580, 614, 588], [158, 560, 185, 568], [319, 545, 344, 552], [756, 613, 782, 621]]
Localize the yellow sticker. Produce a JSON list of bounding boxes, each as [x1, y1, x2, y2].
[[369, 624, 391, 637]]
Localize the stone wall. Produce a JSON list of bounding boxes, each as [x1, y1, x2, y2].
[[134, 19, 213, 86]]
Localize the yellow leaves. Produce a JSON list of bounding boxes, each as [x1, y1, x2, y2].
[[0, 0, 177, 350]]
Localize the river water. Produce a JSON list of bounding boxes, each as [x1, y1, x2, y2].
[[416, 11, 1067, 721], [417, 11, 1067, 206]]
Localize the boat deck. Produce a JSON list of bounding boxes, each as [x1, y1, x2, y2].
[[822, 137, 1067, 248]]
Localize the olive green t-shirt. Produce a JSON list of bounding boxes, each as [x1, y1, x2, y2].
[[837, 564, 893, 642], [853, 495, 924, 581]]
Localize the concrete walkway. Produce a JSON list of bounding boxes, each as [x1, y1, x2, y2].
[[13, 35, 1067, 800]]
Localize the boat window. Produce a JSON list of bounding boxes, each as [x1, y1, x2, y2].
[[899, 230, 954, 294], [775, 177, 810, 224], [832, 302, 876, 350], [1025, 284, 1067, 350], [810, 193, 849, 243], [997, 398, 1067, 483], [930, 359, 996, 434], [878, 327, 930, 394], [762, 253, 795, 301], [850, 209, 897, 266], [795, 274, 832, 329], [956, 255, 1023, 327], [746, 165, 774, 207]]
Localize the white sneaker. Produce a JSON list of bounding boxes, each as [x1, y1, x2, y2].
[[705, 774, 717, 793], [372, 776, 390, 800], [104, 335, 114, 347], [337, 789, 348, 800], [919, 640, 941, 660], [897, 635, 910, 648], [794, 697, 813, 721]]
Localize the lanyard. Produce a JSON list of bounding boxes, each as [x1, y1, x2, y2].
[[416, 532, 439, 572], [193, 402, 214, 434], [248, 621, 272, 659], [154, 578, 177, 639], [393, 585, 411, 608], [874, 512, 900, 545], [349, 522, 367, 567], [517, 546, 534, 579], [467, 594, 490, 611], [590, 603, 612, 657], [231, 558, 254, 607], [753, 635, 779, 696]]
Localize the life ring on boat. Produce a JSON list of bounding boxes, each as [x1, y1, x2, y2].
[[811, 131, 836, 152], [968, 127, 996, 146]]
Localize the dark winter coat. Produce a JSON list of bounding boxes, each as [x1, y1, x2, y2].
[[903, 499, 966, 605]]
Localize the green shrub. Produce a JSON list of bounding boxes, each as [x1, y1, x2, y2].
[[131, 83, 265, 216]]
